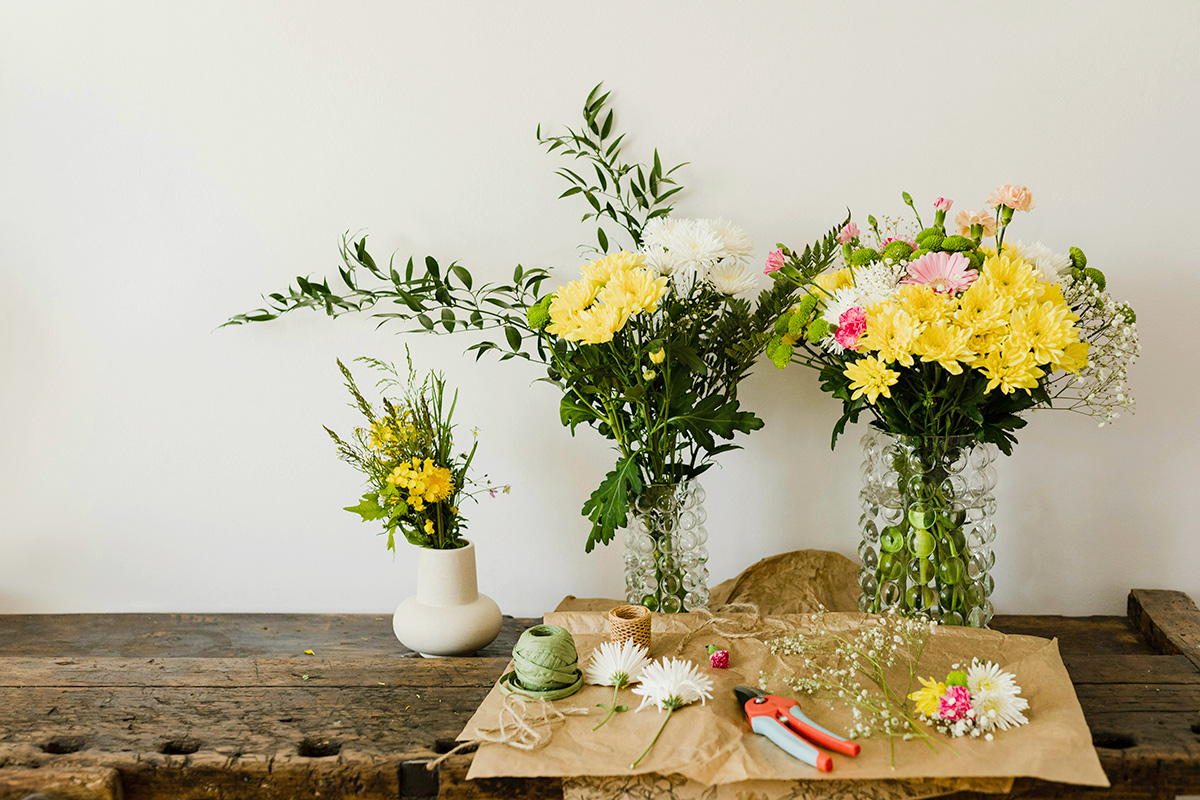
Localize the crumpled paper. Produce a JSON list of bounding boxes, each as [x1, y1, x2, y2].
[[459, 551, 1108, 798]]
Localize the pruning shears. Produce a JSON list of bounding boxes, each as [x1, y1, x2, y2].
[[734, 686, 860, 772]]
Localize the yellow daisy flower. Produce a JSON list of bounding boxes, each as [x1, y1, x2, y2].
[[844, 355, 900, 405], [910, 677, 947, 717], [978, 344, 1045, 394], [580, 250, 646, 287], [914, 319, 974, 375], [861, 305, 921, 367]]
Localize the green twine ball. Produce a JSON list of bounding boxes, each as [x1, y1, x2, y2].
[[500, 624, 583, 701]]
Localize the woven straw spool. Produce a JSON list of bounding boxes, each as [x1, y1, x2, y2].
[[607, 604, 651, 650]]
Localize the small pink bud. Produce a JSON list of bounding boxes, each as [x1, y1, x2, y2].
[[837, 223, 860, 245], [934, 197, 953, 212], [706, 645, 730, 669]]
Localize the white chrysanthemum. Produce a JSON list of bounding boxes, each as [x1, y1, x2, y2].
[[1013, 240, 1072, 278], [659, 219, 724, 267], [707, 260, 758, 296], [632, 657, 714, 712], [707, 218, 754, 263], [584, 640, 651, 687], [967, 661, 1029, 732], [640, 217, 678, 250], [641, 245, 676, 276], [854, 261, 906, 301]]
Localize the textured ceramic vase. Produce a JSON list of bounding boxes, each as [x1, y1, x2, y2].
[[392, 540, 502, 657]]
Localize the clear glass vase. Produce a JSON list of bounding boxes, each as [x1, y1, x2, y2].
[[857, 430, 999, 627], [623, 481, 710, 613]]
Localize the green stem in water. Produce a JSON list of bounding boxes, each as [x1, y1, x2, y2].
[[630, 706, 674, 769], [593, 683, 624, 731]]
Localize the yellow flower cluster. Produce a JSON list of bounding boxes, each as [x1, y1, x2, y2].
[[546, 251, 668, 344], [367, 416, 418, 451], [847, 251, 1088, 402], [387, 457, 455, 510]]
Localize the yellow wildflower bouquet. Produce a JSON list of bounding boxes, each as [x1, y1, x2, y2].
[[766, 187, 1139, 451], [326, 355, 506, 551]]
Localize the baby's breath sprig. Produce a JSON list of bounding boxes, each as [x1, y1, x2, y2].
[[761, 608, 942, 766]]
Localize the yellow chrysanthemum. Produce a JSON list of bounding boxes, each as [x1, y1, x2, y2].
[[568, 302, 629, 345], [978, 343, 1045, 394], [1008, 300, 1079, 366], [580, 250, 646, 287], [844, 355, 900, 404], [596, 267, 668, 316], [545, 278, 599, 339], [914, 319, 974, 375], [954, 279, 1008, 333], [1057, 340, 1090, 373], [910, 677, 947, 717], [861, 305, 921, 367], [811, 267, 854, 297], [896, 284, 952, 324], [982, 254, 1038, 303]]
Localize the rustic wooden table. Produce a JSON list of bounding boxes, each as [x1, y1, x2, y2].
[[1, 590, 1199, 800]]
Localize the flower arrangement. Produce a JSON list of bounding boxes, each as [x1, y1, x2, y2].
[[325, 355, 506, 551], [765, 187, 1139, 449], [226, 86, 814, 609], [763, 188, 1139, 623], [909, 660, 1028, 739]]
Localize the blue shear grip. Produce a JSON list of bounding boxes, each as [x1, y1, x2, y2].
[[750, 716, 832, 771]]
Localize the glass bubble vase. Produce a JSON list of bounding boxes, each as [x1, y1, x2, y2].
[[857, 430, 999, 627], [623, 481, 710, 613]]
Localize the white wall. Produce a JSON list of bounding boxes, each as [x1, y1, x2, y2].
[[1, 1, 1196, 617]]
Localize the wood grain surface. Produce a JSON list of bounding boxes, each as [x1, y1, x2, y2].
[[0, 596, 1198, 799]]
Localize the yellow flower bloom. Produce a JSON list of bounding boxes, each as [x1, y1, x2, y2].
[[368, 420, 396, 450], [978, 343, 1045, 394], [844, 355, 900, 404], [896, 284, 952, 324], [1009, 300, 1079, 365], [982, 254, 1038, 303], [915, 319, 974, 375], [1057, 340, 1090, 373], [597, 267, 668, 316], [580, 250, 646, 287], [811, 267, 854, 297], [421, 462, 455, 503], [648, 348, 666, 364], [861, 305, 921, 367], [954, 279, 1008, 333], [910, 677, 947, 717], [423, 518, 435, 536], [567, 302, 629, 345]]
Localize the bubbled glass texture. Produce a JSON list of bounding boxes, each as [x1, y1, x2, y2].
[[623, 481, 710, 613], [858, 430, 998, 627]]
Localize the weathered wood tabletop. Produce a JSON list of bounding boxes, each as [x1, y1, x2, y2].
[[1, 590, 1199, 800]]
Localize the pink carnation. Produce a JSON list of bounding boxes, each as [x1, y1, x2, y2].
[[764, 249, 785, 275], [834, 307, 866, 350], [879, 235, 918, 252], [837, 223, 860, 245], [937, 685, 973, 721], [902, 251, 978, 294], [934, 197, 953, 212]]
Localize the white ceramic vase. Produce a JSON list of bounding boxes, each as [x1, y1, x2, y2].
[[392, 540, 502, 657]]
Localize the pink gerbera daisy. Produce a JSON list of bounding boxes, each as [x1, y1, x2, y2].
[[902, 251, 978, 294]]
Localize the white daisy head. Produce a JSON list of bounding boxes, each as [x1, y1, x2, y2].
[[640, 245, 676, 276], [821, 285, 868, 326], [705, 218, 754, 263], [640, 217, 678, 251], [966, 660, 1028, 732], [1013, 240, 1072, 278], [631, 657, 714, 712], [660, 219, 724, 268], [966, 660, 1016, 695], [583, 640, 651, 688], [706, 260, 758, 296]]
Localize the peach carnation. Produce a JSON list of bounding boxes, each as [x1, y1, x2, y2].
[[987, 184, 1035, 212], [955, 209, 998, 237]]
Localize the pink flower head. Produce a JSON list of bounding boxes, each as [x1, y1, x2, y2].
[[834, 307, 867, 350], [902, 251, 978, 295], [934, 197, 953, 212], [764, 249, 785, 275], [937, 685, 973, 721], [837, 222, 860, 245], [986, 184, 1035, 212]]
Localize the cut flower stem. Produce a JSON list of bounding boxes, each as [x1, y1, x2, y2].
[[630, 707, 673, 769]]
